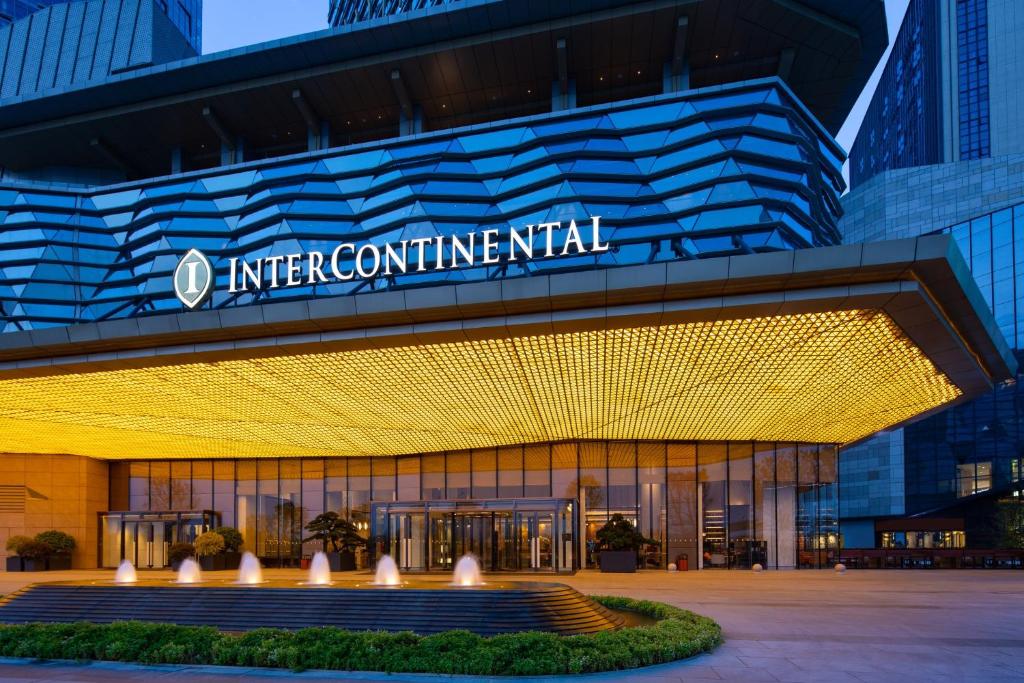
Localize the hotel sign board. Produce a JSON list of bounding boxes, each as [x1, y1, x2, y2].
[[173, 217, 608, 309]]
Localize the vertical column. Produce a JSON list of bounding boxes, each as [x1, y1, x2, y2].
[[170, 146, 183, 174], [663, 16, 690, 93], [202, 106, 241, 166], [292, 88, 331, 151], [552, 37, 576, 111], [391, 69, 423, 136]]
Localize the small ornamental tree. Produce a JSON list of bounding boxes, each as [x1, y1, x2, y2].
[[35, 530, 75, 555], [211, 527, 243, 553], [596, 513, 659, 551], [194, 531, 226, 557], [16, 539, 52, 560], [303, 511, 366, 553], [5, 536, 32, 556], [168, 543, 195, 565]]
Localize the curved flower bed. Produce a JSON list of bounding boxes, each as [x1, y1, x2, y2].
[[0, 596, 721, 676]]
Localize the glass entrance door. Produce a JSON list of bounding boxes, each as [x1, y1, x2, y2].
[[134, 517, 174, 569], [389, 512, 426, 571], [453, 513, 492, 566], [430, 513, 452, 570], [495, 512, 517, 571], [372, 498, 576, 573], [517, 511, 553, 571], [99, 511, 220, 568]]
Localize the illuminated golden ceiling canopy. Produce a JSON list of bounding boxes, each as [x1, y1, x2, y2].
[[0, 309, 960, 459]]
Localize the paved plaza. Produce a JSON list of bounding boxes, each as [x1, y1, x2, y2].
[[0, 568, 1021, 681]]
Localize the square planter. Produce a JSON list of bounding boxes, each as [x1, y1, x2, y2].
[[598, 550, 637, 573], [199, 555, 226, 572], [47, 555, 72, 570], [21, 558, 47, 572], [5, 557, 23, 572], [327, 550, 357, 572], [222, 552, 241, 570]]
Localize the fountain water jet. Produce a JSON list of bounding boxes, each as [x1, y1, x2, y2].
[[306, 551, 332, 585], [235, 551, 264, 584], [113, 559, 137, 584], [451, 554, 483, 586], [373, 554, 401, 586], [175, 558, 202, 584]]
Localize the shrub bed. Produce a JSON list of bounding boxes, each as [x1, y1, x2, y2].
[[0, 596, 720, 676]]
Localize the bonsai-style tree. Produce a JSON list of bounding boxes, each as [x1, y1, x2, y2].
[[211, 527, 243, 553], [17, 539, 52, 560], [168, 542, 195, 565], [596, 514, 659, 551], [194, 531, 226, 557], [5, 535, 32, 556], [35, 530, 75, 556], [303, 511, 367, 553]]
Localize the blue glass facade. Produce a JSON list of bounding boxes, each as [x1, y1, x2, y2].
[[840, 0, 1021, 547], [849, 0, 995, 187], [956, 0, 990, 160], [902, 204, 1023, 514], [0, 0, 200, 51], [0, 79, 844, 332], [329, 0, 451, 26], [154, 0, 200, 52], [849, 0, 941, 189], [0, 0, 61, 24]]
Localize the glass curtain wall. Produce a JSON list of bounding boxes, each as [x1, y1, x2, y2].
[[108, 441, 840, 570], [901, 205, 1024, 515]]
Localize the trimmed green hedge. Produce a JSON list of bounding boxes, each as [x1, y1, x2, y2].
[[0, 596, 721, 676]]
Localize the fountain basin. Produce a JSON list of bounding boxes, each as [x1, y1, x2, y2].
[[0, 580, 623, 636]]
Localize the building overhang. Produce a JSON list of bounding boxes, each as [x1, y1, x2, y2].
[[0, 0, 885, 179], [0, 235, 1014, 459]]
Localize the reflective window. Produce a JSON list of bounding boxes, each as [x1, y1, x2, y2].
[[957, 461, 992, 497], [957, 0, 990, 160], [105, 441, 844, 570]]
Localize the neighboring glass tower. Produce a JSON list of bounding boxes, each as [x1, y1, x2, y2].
[[849, 0, 997, 189], [0, 0, 201, 52], [840, 0, 1024, 548], [329, 0, 452, 26], [0, 0, 60, 24], [848, 0, 943, 189], [154, 0, 201, 52]]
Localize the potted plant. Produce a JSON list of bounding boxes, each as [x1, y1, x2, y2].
[[5, 536, 32, 572], [168, 542, 195, 571], [303, 511, 366, 571], [595, 513, 658, 573], [195, 531, 226, 571], [35, 530, 75, 570], [212, 527, 244, 570], [17, 539, 52, 572]]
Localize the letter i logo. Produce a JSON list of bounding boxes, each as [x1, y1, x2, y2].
[[173, 249, 214, 309]]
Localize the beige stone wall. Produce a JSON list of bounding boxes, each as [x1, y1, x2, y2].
[[0, 454, 109, 568]]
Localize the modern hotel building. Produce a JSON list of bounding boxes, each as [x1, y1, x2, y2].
[[0, 0, 1015, 572]]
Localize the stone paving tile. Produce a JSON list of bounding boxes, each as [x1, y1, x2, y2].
[[705, 666, 780, 681], [770, 671, 864, 683], [667, 664, 723, 680], [735, 655, 807, 675]]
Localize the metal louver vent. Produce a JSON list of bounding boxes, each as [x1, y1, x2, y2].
[[0, 486, 25, 513]]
